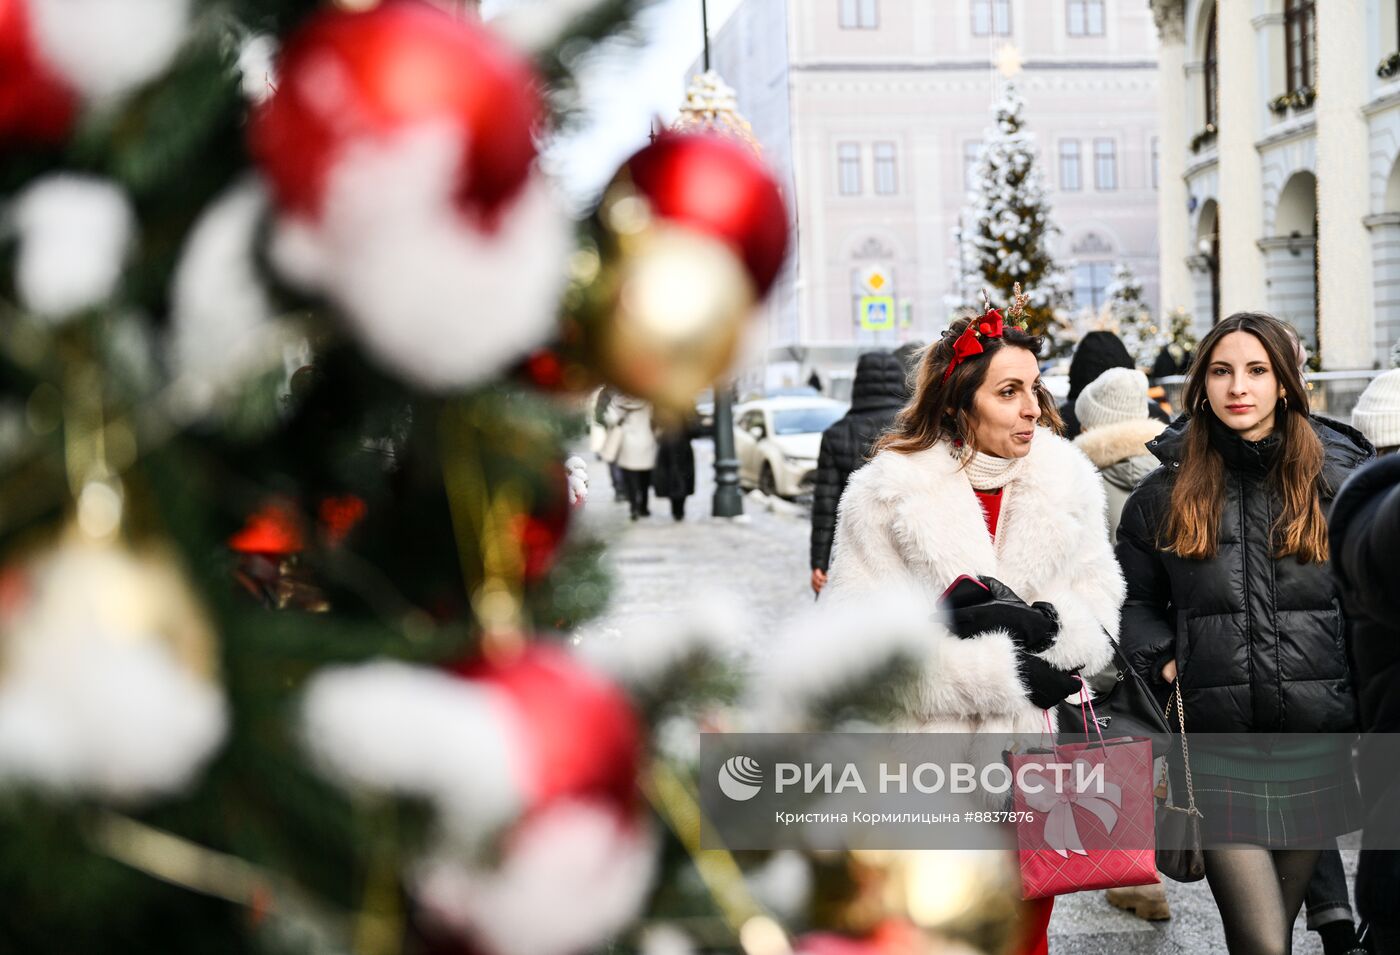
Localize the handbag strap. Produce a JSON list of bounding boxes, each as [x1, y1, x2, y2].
[[1076, 674, 1108, 749], [1159, 680, 1202, 817]]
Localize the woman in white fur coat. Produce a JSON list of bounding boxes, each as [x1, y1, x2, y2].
[[823, 310, 1124, 738]]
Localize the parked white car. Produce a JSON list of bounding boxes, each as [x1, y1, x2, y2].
[[733, 397, 848, 498]]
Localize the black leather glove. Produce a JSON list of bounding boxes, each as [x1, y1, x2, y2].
[[946, 576, 1060, 653], [1017, 651, 1083, 710]]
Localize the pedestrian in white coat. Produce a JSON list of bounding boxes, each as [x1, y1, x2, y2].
[[823, 308, 1124, 951], [606, 395, 658, 520], [824, 310, 1122, 733]]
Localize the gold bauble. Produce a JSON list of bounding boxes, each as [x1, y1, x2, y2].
[[584, 184, 757, 415], [0, 526, 219, 682], [814, 850, 1025, 955]]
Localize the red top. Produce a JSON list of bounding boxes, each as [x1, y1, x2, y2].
[[974, 487, 1004, 539]]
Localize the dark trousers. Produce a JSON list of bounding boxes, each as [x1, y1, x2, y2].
[[1305, 845, 1352, 929], [1368, 923, 1400, 953], [621, 468, 651, 518]]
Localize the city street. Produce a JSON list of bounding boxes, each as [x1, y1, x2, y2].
[[580, 438, 1357, 955]]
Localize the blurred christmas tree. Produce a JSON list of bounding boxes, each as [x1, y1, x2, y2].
[[1101, 262, 1159, 369], [1149, 306, 1199, 381], [957, 84, 1068, 339], [0, 2, 1033, 953]]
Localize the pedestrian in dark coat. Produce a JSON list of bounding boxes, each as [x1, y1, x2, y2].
[[809, 350, 908, 594], [1329, 448, 1400, 953], [652, 417, 698, 521], [1116, 312, 1372, 955], [1149, 340, 1192, 382], [1059, 330, 1169, 438]]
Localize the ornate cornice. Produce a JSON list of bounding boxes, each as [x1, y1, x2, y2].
[[1150, 0, 1187, 44]]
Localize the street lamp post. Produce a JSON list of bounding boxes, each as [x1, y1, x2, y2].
[[711, 382, 743, 516], [676, 0, 753, 518]]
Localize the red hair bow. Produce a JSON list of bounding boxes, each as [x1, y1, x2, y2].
[[978, 309, 1004, 338], [942, 308, 1005, 383]]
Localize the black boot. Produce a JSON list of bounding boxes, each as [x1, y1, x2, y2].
[[1318, 921, 1365, 955], [671, 497, 685, 521]]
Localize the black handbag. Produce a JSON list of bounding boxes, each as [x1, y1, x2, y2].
[[1155, 681, 1206, 883], [1056, 641, 1171, 755]]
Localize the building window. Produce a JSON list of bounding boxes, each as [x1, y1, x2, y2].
[[1151, 136, 1160, 189], [1284, 0, 1316, 92], [840, 0, 878, 29], [1204, 9, 1218, 127], [971, 0, 1011, 36], [1059, 140, 1082, 191], [838, 142, 862, 195], [1067, 0, 1105, 36], [1073, 261, 1115, 310], [1094, 139, 1117, 190], [963, 140, 983, 192], [873, 142, 898, 195]]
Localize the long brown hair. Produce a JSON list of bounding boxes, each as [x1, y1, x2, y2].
[[1165, 311, 1328, 562], [877, 313, 1061, 458]]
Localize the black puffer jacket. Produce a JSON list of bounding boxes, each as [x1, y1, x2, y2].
[[810, 351, 908, 571], [1059, 331, 1169, 438], [1116, 414, 1373, 733], [1329, 454, 1400, 927]]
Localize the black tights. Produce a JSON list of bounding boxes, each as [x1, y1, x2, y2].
[[1204, 846, 1321, 955]]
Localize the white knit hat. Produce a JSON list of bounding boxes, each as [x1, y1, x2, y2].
[[1075, 367, 1149, 432], [1352, 369, 1400, 450]]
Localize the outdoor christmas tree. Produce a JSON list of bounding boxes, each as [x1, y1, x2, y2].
[[1102, 261, 1160, 369], [0, 2, 1032, 954], [1150, 306, 1199, 380], [957, 84, 1068, 338]]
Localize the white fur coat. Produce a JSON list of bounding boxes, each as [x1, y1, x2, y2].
[[823, 428, 1123, 733]]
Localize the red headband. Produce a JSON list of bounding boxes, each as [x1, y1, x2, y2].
[[941, 308, 1006, 383]]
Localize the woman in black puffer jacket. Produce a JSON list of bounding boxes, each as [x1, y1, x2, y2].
[[1329, 454, 1400, 951], [1116, 313, 1372, 955], [809, 350, 909, 594]]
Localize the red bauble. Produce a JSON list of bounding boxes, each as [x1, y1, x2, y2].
[[0, 0, 76, 147], [317, 494, 367, 547], [625, 131, 789, 295], [509, 461, 570, 582], [249, 0, 541, 224], [794, 921, 924, 955], [451, 645, 642, 814], [520, 348, 566, 391], [229, 501, 305, 556]]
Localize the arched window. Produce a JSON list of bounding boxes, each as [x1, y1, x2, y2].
[[1284, 0, 1316, 93], [1204, 9, 1218, 128], [1071, 232, 1115, 310]]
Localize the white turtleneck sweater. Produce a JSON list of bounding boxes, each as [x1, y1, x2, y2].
[[961, 449, 1025, 491]]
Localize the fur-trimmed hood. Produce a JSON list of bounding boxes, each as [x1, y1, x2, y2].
[[821, 429, 1123, 734], [1074, 418, 1168, 471]]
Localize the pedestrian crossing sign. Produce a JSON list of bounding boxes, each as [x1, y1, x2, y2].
[[860, 295, 895, 330]]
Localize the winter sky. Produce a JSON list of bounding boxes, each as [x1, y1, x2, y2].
[[483, 0, 744, 209]]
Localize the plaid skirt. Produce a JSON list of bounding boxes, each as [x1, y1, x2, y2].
[[1190, 770, 1364, 848]]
